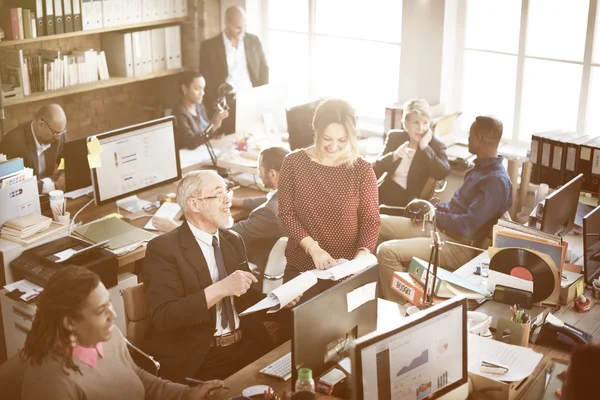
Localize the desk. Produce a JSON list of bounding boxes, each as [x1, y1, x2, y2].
[[65, 163, 265, 268]]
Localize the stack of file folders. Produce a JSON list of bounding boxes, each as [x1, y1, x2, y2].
[[1, 213, 67, 246], [529, 131, 600, 193]]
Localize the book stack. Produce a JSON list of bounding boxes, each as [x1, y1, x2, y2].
[[1, 213, 67, 246]]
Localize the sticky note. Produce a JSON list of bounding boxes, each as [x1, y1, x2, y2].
[[434, 112, 462, 136], [103, 213, 123, 219], [576, 279, 585, 297], [87, 154, 102, 169], [87, 137, 102, 154], [58, 158, 65, 170]]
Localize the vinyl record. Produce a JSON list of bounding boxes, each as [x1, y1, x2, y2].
[[489, 248, 556, 303]]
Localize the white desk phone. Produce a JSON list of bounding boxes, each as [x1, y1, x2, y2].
[[467, 311, 493, 337]]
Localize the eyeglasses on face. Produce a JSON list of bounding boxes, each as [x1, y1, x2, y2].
[[41, 118, 67, 137], [193, 189, 234, 202]]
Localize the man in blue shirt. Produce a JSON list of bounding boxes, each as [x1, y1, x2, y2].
[[377, 116, 512, 301]]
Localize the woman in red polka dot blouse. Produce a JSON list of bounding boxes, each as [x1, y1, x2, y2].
[[278, 98, 381, 295]]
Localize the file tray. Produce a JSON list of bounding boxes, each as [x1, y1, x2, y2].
[[74, 217, 156, 250]]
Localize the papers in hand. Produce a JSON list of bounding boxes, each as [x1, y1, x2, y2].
[[239, 254, 378, 316]]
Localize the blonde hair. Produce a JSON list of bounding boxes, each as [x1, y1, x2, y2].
[[401, 98, 431, 128], [176, 170, 216, 215], [312, 98, 359, 166]]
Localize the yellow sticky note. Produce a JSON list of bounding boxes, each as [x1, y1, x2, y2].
[[87, 137, 102, 155], [576, 278, 585, 297], [58, 158, 65, 170], [104, 213, 123, 219], [87, 153, 102, 169], [434, 112, 462, 136]]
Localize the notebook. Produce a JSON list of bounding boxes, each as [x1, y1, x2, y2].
[[74, 217, 156, 250]]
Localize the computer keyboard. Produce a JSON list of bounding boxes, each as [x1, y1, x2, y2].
[[260, 352, 292, 381]]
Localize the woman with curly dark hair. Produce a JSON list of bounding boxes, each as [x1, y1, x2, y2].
[[18, 266, 223, 400]]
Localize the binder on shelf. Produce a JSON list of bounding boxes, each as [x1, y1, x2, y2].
[[53, 0, 64, 34], [81, 0, 93, 30], [43, 0, 55, 35], [563, 135, 591, 186], [72, 0, 82, 31], [142, 0, 153, 22], [180, 0, 187, 17], [529, 130, 562, 185], [142, 30, 153, 75], [549, 132, 578, 189], [131, 31, 144, 77], [62, 0, 73, 32], [22, 9, 32, 39], [151, 28, 166, 73], [5, 8, 22, 40], [102, 32, 134, 78], [101, 0, 113, 27], [15, 0, 45, 37], [537, 131, 566, 187], [92, 0, 103, 29], [578, 138, 600, 194], [169, 0, 178, 18], [124, 0, 142, 25], [592, 143, 600, 195], [165, 25, 181, 70]]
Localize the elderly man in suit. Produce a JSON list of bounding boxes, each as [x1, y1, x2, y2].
[[199, 5, 268, 134], [0, 104, 66, 193], [142, 170, 276, 383]]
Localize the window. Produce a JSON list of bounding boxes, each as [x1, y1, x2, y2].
[[261, 0, 402, 124], [459, 0, 600, 143]]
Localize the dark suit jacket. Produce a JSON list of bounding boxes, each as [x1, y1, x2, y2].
[[199, 32, 269, 118], [172, 102, 210, 150], [142, 221, 273, 381], [0, 121, 64, 192], [373, 130, 450, 207]]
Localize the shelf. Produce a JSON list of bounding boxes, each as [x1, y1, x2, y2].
[[0, 17, 186, 48], [4, 67, 187, 107]]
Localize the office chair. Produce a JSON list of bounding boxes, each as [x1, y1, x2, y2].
[[378, 175, 444, 215], [125, 338, 160, 376], [248, 237, 288, 294]]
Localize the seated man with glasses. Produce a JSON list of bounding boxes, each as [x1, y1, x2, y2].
[[142, 170, 282, 383], [0, 103, 67, 194]]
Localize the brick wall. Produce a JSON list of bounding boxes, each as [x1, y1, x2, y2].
[[1, 0, 223, 141]]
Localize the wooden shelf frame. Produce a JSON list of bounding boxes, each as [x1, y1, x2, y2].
[[4, 68, 187, 107], [0, 17, 187, 48]]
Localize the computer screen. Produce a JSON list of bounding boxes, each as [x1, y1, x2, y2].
[[235, 84, 288, 137], [540, 173, 584, 236], [584, 205, 600, 284], [286, 99, 321, 150], [64, 137, 91, 192], [351, 297, 468, 400], [291, 265, 380, 389], [89, 117, 181, 206]]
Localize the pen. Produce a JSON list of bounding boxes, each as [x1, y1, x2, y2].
[[184, 377, 230, 390], [481, 360, 509, 370]]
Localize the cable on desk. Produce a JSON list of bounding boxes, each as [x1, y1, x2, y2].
[[69, 198, 95, 234]]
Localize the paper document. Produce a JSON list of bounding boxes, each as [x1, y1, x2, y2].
[[144, 202, 181, 230], [468, 333, 543, 382], [240, 254, 378, 316], [347, 282, 377, 312], [560, 270, 583, 288], [4, 279, 44, 301], [488, 270, 533, 293]]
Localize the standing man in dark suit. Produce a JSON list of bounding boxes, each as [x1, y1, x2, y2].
[[142, 170, 276, 383], [199, 5, 269, 134], [0, 103, 67, 193], [373, 98, 450, 207]]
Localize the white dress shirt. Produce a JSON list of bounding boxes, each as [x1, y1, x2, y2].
[[187, 221, 240, 336], [222, 32, 253, 91], [392, 151, 415, 189], [31, 122, 55, 194]]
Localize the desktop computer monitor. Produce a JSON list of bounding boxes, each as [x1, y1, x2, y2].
[[540, 173, 585, 236], [286, 99, 321, 150], [89, 116, 181, 206], [350, 296, 468, 400], [235, 84, 288, 137], [291, 265, 380, 389], [583, 205, 600, 284], [64, 137, 92, 192]]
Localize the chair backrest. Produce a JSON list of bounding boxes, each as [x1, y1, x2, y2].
[[120, 283, 152, 349], [125, 338, 160, 376], [262, 237, 288, 293]]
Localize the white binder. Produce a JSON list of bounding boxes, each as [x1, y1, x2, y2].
[[131, 31, 144, 77], [92, 0, 103, 28], [142, 30, 153, 75], [165, 25, 181, 69], [102, 33, 134, 77], [81, 0, 94, 30], [151, 28, 166, 72]]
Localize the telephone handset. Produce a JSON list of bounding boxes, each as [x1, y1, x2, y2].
[[467, 311, 493, 337], [536, 321, 592, 352]]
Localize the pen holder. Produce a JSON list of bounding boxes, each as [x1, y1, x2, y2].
[[592, 280, 600, 300], [495, 317, 531, 348]]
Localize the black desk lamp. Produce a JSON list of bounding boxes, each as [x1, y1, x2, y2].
[[202, 83, 236, 171]]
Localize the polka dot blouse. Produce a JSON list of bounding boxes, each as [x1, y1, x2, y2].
[[278, 149, 381, 271]]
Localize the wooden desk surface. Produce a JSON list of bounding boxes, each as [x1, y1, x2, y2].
[[221, 341, 339, 400], [66, 164, 265, 267]]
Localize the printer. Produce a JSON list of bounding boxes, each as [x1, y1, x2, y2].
[[11, 236, 118, 288]]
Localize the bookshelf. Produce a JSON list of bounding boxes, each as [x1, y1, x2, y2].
[[0, 17, 187, 48], [4, 67, 187, 107]]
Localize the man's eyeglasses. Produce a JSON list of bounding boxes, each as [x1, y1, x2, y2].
[[194, 189, 234, 203], [41, 118, 67, 137]]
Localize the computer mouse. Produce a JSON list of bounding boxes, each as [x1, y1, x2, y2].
[[242, 385, 272, 398]]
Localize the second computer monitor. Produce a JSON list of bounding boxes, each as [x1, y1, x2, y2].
[[235, 84, 288, 137], [583, 205, 600, 284], [64, 137, 92, 192], [291, 265, 380, 389], [540, 173, 584, 236], [286, 99, 321, 150], [351, 297, 468, 400], [89, 117, 181, 206]]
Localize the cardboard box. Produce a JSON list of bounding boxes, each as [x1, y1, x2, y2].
[[469, 362, 546, 400], [559, 275, 585, 305]]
